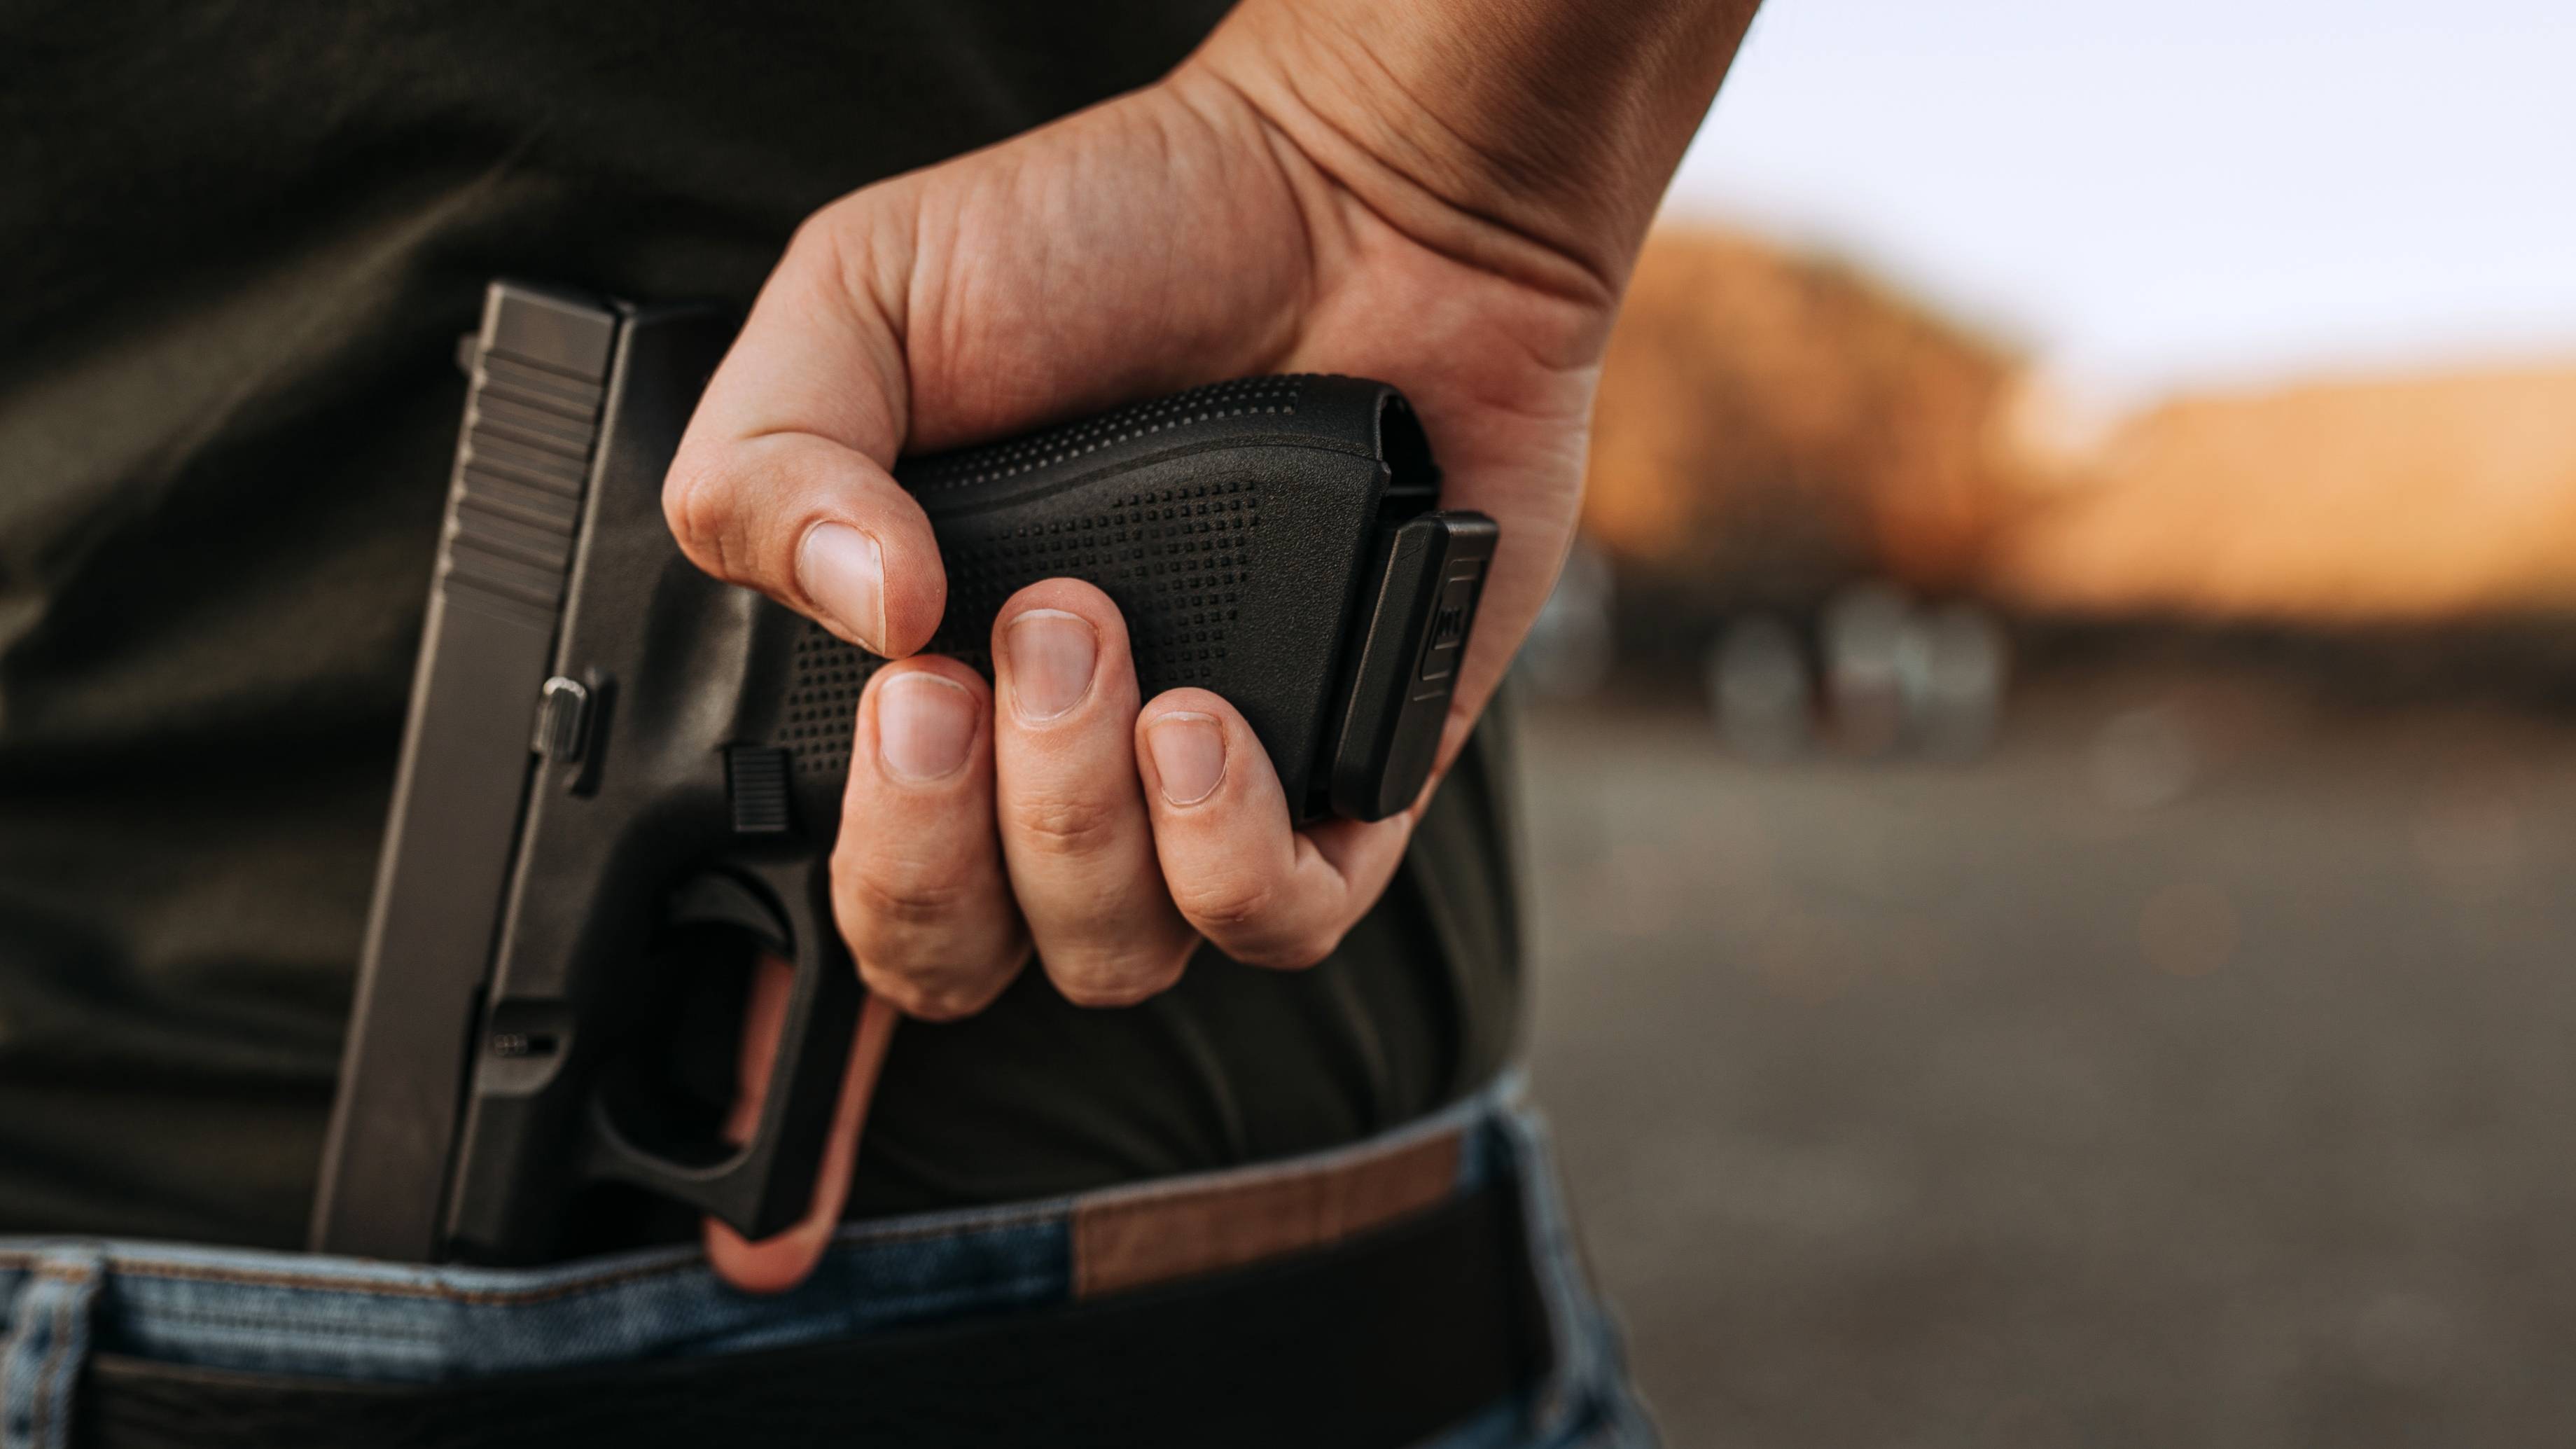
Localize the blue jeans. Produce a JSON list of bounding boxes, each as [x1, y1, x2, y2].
[[0, 1077, 1652, 1449]]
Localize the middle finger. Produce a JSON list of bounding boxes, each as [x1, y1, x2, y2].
[[991, 578, 1197, 1006]]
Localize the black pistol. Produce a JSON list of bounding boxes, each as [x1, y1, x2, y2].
[[310, 281, 1496, 1264]]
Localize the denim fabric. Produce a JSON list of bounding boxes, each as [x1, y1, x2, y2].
[[0, 1079, 1652, 1449], [0, 1246, 100, 1449]]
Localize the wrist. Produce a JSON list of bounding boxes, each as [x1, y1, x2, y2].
[[1185, 0, 1756, 298]]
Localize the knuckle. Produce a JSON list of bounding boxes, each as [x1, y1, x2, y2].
[[1010, 793, 1125, 858], [1051, 976, 1147, 1010], [837, 857, 980, 933], [1049, 952, 1187, 1009], [661, 455, 739, 576], [784, 204, 875, 308], [854, 916, 1029, 1023], [1232, 926, 1342, 973], [856, 966, 947, 1020], [784, 204, 849, 269], [1173, 871, 1278, 934], [861, 959, 1015, 1023]]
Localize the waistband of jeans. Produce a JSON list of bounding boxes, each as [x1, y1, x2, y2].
[[0, 1073, 1529, 1387]]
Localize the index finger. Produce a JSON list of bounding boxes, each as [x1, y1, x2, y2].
[[662, 191, 946, 656]]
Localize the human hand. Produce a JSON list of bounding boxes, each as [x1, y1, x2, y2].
[[670, 0, 1757, 1289]]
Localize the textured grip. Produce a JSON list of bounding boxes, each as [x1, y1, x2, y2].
[[774, 472, 1269, 770], [767, 375, 1416, 819], [900, 375, 1310, 497]]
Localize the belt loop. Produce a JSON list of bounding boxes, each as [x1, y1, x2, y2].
[[1, 1246, 104, 1449], [1493, 1104, 1601, 1438]]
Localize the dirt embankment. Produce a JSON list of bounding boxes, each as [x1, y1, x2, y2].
[[1589, 227, 2576, 631], [1989, 366, 2576, 623], [1587, 228, 2019, 612]]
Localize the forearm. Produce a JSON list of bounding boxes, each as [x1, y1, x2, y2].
[[1188, 0, 1762, 299]]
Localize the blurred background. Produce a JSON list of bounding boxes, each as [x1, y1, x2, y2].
[[1515, 2, 2576, 1443]]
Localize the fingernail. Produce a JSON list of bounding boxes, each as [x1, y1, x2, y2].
[[1147, 712, 1227, 805], [1004, 609, 1096, 721], [798, 522, 885, 649], [876, 672, 977, 782]]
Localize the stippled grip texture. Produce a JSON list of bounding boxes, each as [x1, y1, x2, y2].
[[760, 375, 1412, 819]]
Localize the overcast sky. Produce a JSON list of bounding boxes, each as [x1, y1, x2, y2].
[[1664, 0, 2576, 401]]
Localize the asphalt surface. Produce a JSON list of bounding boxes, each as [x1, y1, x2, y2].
[[1515, 669, 2576, 1447]]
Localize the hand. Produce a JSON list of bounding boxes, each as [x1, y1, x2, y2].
[[670, 0, 1757, 1289]]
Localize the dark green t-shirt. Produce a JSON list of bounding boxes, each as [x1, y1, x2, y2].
[[0, 2, 1522, 1247]]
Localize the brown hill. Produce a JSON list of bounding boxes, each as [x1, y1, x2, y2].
[[1590, 225, 2576, 628], [1585, 227, 2021, 610], [1989, 365, 2576, 623]]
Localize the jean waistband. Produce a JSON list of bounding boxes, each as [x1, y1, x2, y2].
[[0, 1076, 1529, 1396]]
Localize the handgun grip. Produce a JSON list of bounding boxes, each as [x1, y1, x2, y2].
[[583, 852, 861, 1242]]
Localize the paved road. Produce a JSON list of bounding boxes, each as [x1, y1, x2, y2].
[[1515, 670, 2576, 1447]]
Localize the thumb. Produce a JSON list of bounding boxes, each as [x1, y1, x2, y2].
[[664, 192, 946, 656], [704, 956, 901, 1294]]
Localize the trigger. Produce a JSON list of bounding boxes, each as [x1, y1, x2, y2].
[[666, 873, 792, 958]]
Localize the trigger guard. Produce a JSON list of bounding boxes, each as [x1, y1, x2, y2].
[[665, 872, 793, 959]]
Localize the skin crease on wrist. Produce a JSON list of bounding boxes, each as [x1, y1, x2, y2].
[[1190, 0, 1764, 299], [692, 0, 1766, 1291]]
